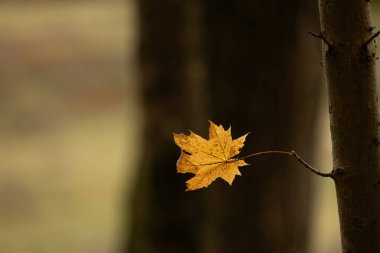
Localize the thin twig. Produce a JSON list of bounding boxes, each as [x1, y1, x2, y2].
[[364, 30, 380, 47], [308, 30, 333, 48], [290, 151, 334, 178], [241, 150, 336, 178]]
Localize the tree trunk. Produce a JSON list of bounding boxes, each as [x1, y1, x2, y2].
[[128, 0, 321, 252], [319, 0, 380, 252], [200, 0, 321, 252], [127, 1, 207, 253]]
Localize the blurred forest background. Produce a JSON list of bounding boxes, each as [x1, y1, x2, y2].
[[0, 1, 140, 252], [1, 0, 380, 253]]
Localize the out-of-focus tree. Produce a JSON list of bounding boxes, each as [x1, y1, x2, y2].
[[200, 1, 321, 252], [127, 1, 208, 253], [127, 0, 321, 252]]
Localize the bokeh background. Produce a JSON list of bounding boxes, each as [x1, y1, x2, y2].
[[1, 0, 380, 252], [0, 1, 140, 252]]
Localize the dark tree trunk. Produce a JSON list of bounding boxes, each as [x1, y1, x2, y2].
[[200, 1, 321, 252], [127, 1, 207, 253], [318, 0, 380, 252], [128, 0, 321, 252]]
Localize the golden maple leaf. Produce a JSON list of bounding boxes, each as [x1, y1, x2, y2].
[[173, 121, 248, 191]]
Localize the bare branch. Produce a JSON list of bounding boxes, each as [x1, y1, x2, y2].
[[308, 30, 333, 48], [239, 150, 337, 179], [290, 151, 336, 178], [364, 30, 380, 48]]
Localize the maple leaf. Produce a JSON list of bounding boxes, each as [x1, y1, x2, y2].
[[173, 121, 248, 191]]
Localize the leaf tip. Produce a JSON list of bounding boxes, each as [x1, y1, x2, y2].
[[185, 184, 198, 192], [208, 119, 218, 128]]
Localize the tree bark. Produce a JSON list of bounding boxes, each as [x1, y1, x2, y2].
[[318, 0, 380, 252]]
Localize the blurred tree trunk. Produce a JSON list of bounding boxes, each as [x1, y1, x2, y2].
[[127, 1, 207, 253], [128, 0, 321, 253], [200, 1, 321, 252]]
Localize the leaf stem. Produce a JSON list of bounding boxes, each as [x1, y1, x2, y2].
[[239, 150, 293, 159], [239, 150, 337, 178]]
